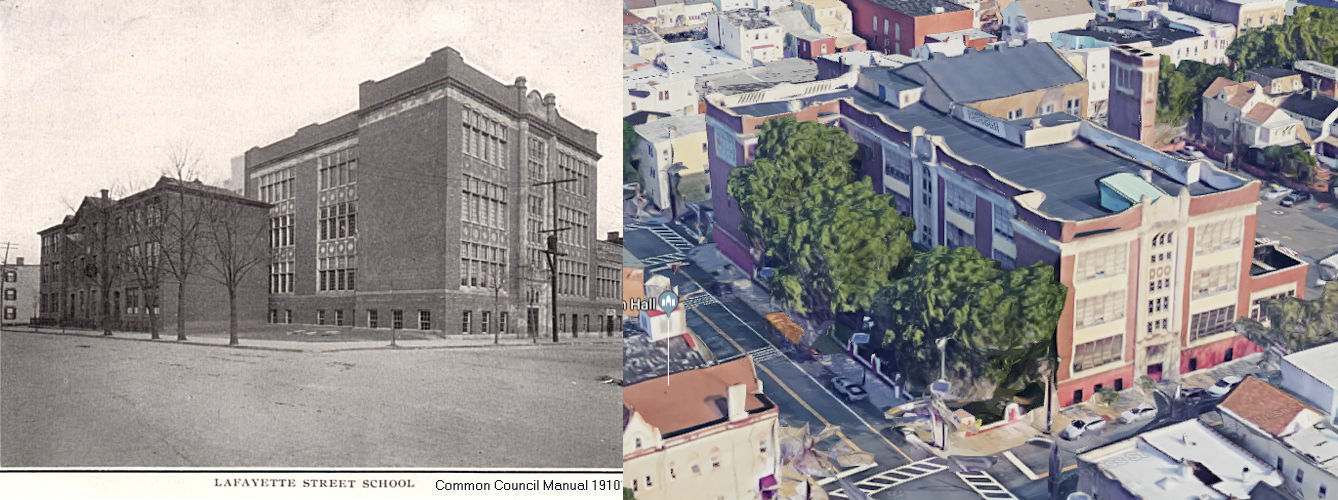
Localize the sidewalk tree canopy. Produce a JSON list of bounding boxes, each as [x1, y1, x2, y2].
[[728, 118, 913, 314], [1157, 57, 1239, 125]]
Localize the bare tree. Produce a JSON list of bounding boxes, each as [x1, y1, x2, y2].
[[119, 178, 164, 339], [159, 145, 209, 341], [62, 188, 128, 335], [198, 197, 269, 346], [484, 263, 510, 345]]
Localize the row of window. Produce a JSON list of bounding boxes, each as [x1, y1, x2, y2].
[[1189, 305, 1236, 341], [258, 167, 295, 203], [1148, 278, 1171, 292], [318, 202, 357, 241], [1250, 290, 1296, 320], [556, 152, 592, 197], [1191, 264, 1239, 299], [270, 214, 294, 248], [270, 261, 294, 294], [463, 107, 509, 167], [1195, 219, 1243, 255], [318, 267, 356, 292], [1075, 291, 1126, 329], [527, 138, 547, 181], [557, 259, 589, 296], [596, 266, 620, 301], [318, 148, 358, 191], [1147, 297, 1170, 313], [627, 440, 767, 494], [1073, 334, 1123, 373], [1146, 318, 1169, 333], [1077, 244, 1128, 281], [462, 175, 508, 229], [460, 242, 507, 288]]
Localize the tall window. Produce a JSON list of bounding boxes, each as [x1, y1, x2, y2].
[[1190, 305, 1237, 340], [482, 311, 491, 335], [460, 242, 506, 288], [318, 255, 356, 292], [1195, 218, 1242, 255], [1191, 264, 1239, 299], [462, 311, 472, 334], [270, 215, 293, 248], [462, 175, 507, 229], [1073, 334, 1123, 372], [317, 148, 357, 191], [463, 107, 509, 167], [368, 309, 379, 329], [1075, 291, 1126, 328], [258, 167, 295, 203], [944, 182, 975, 218], [318, 202, 357, 241], [1076, 245, 1127, 280], [500, 312, 508, 334], [419, 310, 432, 330], [392, 310, 404, 329]]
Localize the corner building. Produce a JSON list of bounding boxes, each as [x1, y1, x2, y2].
[[245, 46, 621, 337], [705, 43, 1309, 407]]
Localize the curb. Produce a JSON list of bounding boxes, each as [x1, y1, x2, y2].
[[1, 328, 305, 353], [3, 328, 622, 354]]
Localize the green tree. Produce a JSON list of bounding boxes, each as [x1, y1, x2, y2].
[[728, 118, 913, 314], [1226, 6, 1338, 70], [1236, 281, 1338, 353], [623, 120, 641, 183], [1157, 57, 1237, 125]]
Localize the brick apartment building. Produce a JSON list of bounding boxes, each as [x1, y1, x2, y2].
[[1, 258, 38, 325], [847, 0, 978, 57], [1166, 0, 1287, 31], [37, 179, 271, 332], [703, 43, 1309, 407], [243, 46, 621, 337]]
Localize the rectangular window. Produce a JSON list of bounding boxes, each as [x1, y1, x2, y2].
[[392, 310, 404, 329], [1194, 218, 1243, 255], [1075, 291, 1126, 328], [285, 310, 292, 324], [1077, 244, 1127, 280], [482, 311, 491, 334], [500, 312, 508, 334], [993, 207, 1014, 240], [317, 310, 326, 325], [335, 309, 344, 326], [1189, 305, 1237, 341], [368, 309, 379, 329], [1191, 264, 1239, 299], [2, 288, 14, 301], [1073, 334, 1123, 372], [462, 311, 472, 334], [419, 310, 432, 330], [3, 306, 15, 320]]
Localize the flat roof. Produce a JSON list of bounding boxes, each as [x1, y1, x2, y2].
[[1082, 420, 1280, 499], [1285, 343, 1338, 391], [718, 8, 779, 29], [696, 57, 819, 97], [634, 114, 709, 141], [625, 39, 752, 88], [733, 86, 1226, 220], [867, 0, 970, 17]]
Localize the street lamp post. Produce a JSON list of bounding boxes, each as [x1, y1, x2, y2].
[[532, 178, 578, 344]]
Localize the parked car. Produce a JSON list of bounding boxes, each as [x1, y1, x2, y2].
[[1119, 403, 1157, 424], [1318, 251, 1338, 284], [1060, 416, 1107, 440], [1207, 375, 1244, 397], [1262, 184, 1294, 201], [1281, 191, 1312, 207], [1180, 387, 1211, 404], [708, 282, 733, 296], [830, 377, 868, 402]]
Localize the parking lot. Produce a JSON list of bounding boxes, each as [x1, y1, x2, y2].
[[1254, 192, 1338, 297]]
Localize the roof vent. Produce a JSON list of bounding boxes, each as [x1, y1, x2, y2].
[[933, 6, 945, 13]]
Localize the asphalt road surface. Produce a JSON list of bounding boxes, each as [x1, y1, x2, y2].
[[627, 224, 991, 499], [1, 331, 621, 467]]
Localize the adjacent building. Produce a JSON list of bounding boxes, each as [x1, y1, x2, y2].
[[1166, 0, 1287, 31], [626, 39, 752, 117], [623, 356, 780, 499], [1218, 370, 1338, 500], [627, 0, 719, 32], [1107, 44, 1159, 145], [1, 258, 38, 325], [705, 42, 1309, 406], [1077, 419, 1283, 498], [37, 179, 271, 332], [1002, 0, 1097, 44], [243, 46, 620, 338], [707, 8, 787, 65], [1277, 91, 1338, 167], [847, 0, 978, 56], [1295, 60, 1338, 99], [633, 114, 711, 211], [1201, 77, 1309, 150]]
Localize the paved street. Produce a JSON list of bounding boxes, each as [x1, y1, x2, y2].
[[1, 330, 621, 467], [1255, 197, 1338, 298], [626, 223, 994, 499]]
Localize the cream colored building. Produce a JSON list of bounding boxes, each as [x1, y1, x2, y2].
[[623, 356, 781, 499], [633, 114, 710, 210]]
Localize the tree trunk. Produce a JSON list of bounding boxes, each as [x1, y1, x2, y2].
[[149, 303, 160, 340], [101, 286, 112, 336], [227, 288, 238, 346], [494, 291, 500, 345], [175, 280, 187, 341]]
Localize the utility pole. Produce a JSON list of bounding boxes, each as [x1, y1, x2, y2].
[[0, 242, 17, 265], [532, 178, 577, 344]]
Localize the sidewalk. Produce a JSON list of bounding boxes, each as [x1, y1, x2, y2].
[[1, 326, 619, 353]]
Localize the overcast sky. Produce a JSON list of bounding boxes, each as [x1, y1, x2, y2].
[[0, 0, 621, 264]]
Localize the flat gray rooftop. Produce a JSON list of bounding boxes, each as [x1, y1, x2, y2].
[[697, 58, 819, 96], [732, 88, 1230, 221]]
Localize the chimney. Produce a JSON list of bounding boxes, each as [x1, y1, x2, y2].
[[1030, 118, 1043, 128], [727, 383, 748, 422], [100, 189, 109, 200], [1140, 169, 1153, 182], [1178, 459, 1194, 479], [543, 93, 556, 121], [15, 257, 23, 266], [668, 125, 678, 138]]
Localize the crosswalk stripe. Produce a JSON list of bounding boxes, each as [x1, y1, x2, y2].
[[747, 345, 783, 363], [828, 458, 950, 498], [954, 471, 1019, 500]]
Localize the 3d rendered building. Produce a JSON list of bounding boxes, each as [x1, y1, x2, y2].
[[622, 356, 780, 499], [243, 46, 621, 337], [37, 179, 271, 331], [1, 258, 38, 325], [705, 42, 1309, 407]]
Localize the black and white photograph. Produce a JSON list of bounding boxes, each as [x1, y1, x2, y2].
[[0, 0, 623, 473]]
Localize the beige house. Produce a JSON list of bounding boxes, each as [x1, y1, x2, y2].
[[623, 356, 781, 499], [633, 114, 709, 211], [1201, 77, 1307, 149]]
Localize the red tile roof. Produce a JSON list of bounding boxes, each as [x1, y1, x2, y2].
[[1219, 376, 1315, 436], [622, 357, 769, 436]]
